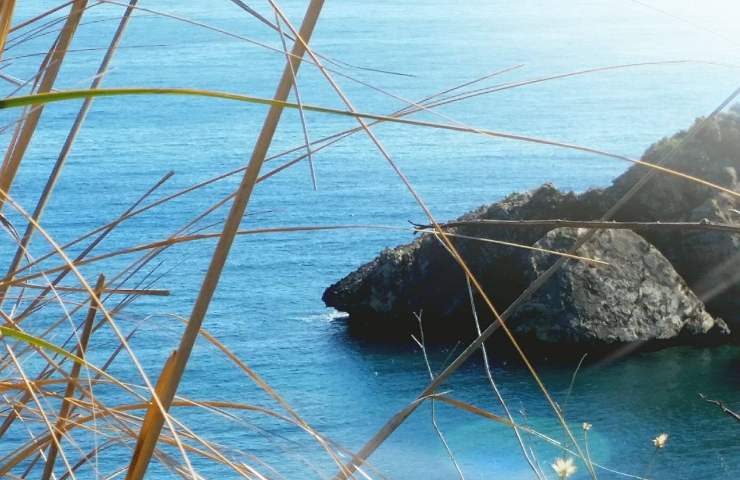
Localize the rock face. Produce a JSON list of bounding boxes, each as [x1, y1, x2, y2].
[[511, 228, 728, 345], [323, 108, 740, 349], [604, 111, 740, 328]]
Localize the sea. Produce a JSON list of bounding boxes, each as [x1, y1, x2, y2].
[[2, 1, 739, 478]]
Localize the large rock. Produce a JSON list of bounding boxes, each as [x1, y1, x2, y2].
[[323, 108, 740, 347], [603, 109, 740, 330], [510, 228, 729, 345], [322, 184, 604, 340]]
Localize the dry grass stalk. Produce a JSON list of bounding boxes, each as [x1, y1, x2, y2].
[[7, 1, 73, 34], [13, 283, 169, 296], [124, 1, 327, 477], [126, 349, 178, 480], [0, 0, 139, 308], [168, 315, 350, 471], [4, 171, 173, 293], [411, 313, 465, 480], [465, 277, 543, 479], [0, 0, 15, 58], [0, 186, 197, 478], [0, 68, 526, 285], [41, 274, 106, 480], [422, 219, 740, 234], [275, 13, 316, 189], [0, 0, 87, 206], [0, 223, 607, 289], [4, 88, 739, 203]]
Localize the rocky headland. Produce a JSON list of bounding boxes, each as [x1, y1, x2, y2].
[[324, 108, 740, 353]]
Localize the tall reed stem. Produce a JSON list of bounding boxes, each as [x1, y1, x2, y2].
[[124, 1, 325, 478], [0, 0, 87, 205], [0, 0, 15, 58]]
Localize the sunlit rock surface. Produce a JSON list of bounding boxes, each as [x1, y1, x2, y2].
[[324, 109, 740, 349]]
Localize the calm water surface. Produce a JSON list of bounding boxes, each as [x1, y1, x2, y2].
[[2, 1, 739, 478]]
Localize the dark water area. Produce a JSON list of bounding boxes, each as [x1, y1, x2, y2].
[[2, 1, 739, 478]]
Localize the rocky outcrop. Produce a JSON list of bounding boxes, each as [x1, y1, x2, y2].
[[323, 108, 740, 349], [511, 228, 728, 345], [603, 111, 740, 327]]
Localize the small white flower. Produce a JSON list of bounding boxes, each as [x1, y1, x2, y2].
[[652, 432, 669, 449], [552, 457, 577, 478], [582, 422, 592, 431]]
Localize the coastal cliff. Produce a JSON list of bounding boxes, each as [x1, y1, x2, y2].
[[323, 108, 740, 350]]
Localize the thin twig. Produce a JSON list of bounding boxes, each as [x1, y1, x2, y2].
[[698, 393, 740, 422], [411, 313, 465, 480], [464, 277, 543, 479], [561, 353, 588, 415], [274, 13, 316, 189], [415, 219, 740, 234]]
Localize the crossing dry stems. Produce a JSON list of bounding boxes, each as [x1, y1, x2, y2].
[[0, 2, 736, 479]]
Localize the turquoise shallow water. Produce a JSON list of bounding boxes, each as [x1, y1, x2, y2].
[[2, 1, 740, 478]]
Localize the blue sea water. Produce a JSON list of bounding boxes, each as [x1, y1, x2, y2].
[[2, 1, 740, 478]]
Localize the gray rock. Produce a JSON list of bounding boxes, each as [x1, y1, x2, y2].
[[510, 228, 729, 344], [323, 109, 740, 348], [322, 184, 588, 339], [602, 112, 740, 331]]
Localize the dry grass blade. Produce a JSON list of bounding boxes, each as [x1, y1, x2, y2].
[[123, 2, 327, 478], [170, 316, 351, 471], [41, 275, 105, 480], [8, 1, 73, 34], [0, 334, 81, 475], [4, 171, 173, 299], [0, 0, 139, 309], [2, 342, 76, 479], [2, 88, 738, 202], [229, 0, 412, 78], [6, 171, 174, 324], [420, 61, 734, 112], [436, 396, 648, 479], [275, 13, 316, 189], [4, 394, 282, 478], [1, 67, 524, 281], [103, 0, 410, 79], [0, 0, 15, 59], [419, 228, 609, 265], [411, 314, 465, 480], [4, 9, 107, 58], [12, 283, 169, 296], [422, 219, 740, 234], [0, 327, 123, 396], [0, 297, 141, 446], [0, 223, 608, 289], [126, 349, 178, 480], [0, 0, 87, 206], [465, 277, 542, 479], [58, 439, 122, 480]]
